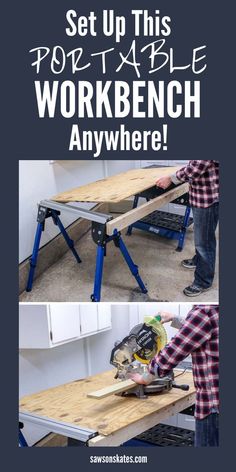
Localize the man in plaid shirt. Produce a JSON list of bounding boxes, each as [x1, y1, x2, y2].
[[131, 305, 219, 447], [156, 160, 219, 296]]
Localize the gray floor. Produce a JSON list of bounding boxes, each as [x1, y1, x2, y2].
[[20, 226, 219, 303]]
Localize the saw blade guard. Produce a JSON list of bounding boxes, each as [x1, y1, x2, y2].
[[132, 315, 167, 364]]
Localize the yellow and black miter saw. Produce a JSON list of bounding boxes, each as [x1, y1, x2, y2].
[[110, 314, 189, 399]]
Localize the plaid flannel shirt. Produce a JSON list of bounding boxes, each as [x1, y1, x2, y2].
[[149, 305, 219, 420], [172, 160, 219, 208]]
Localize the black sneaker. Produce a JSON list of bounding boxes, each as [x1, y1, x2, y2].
[[183, 284, 211, 297], [181, 259, 196, 270]]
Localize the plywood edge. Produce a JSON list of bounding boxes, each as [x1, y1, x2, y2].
[[88, 392, 196, 446], [106, 183, 189, 235], [87, 379, 136, 399]]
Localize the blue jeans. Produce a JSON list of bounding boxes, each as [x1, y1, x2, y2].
[[195, 413, 219, 447], [192, 203, 219, 288]]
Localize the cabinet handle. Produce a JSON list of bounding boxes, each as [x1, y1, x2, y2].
[[50, 330, 53, 341]]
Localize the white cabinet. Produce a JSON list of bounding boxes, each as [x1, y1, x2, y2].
[[161, 413, 195, 431], [19, 305, 51, 349], [19, 303, 112, 349], [80, 305, 98, 335], [98, 304, 112, 330], [49, 304, 80, 344], [79, 305, 111, 334], [177, 413, 195, 431]]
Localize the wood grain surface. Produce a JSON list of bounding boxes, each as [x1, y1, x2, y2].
[[87, 379, 136, 399], [19, 369, 195, 437], [51, 167, 181, 203], [106, 182, 189, 235]]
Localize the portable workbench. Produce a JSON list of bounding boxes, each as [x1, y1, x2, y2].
[[19, 369, 195, 447], [26, 167, 190, 301]]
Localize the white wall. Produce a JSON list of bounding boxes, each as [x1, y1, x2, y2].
[[19, 159, 187, 263], [19, 160, 101, 263]]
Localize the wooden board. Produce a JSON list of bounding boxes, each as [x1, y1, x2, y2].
[[51, 167, 181, 204], [106, 182, 189, 235], [87, 379, 136, 399], [19, 369, 195, 438], [35, 433, 67, 447]]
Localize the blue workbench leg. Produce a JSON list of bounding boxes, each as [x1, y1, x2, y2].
[[126, 195, 139, 236], [19, 429, 28, 447], [116, 236, 148, 293], [176, 206, 191, 252], [52, 211, 82, 264], [91, 245, 105, 301], [26, 223, 43, 291]]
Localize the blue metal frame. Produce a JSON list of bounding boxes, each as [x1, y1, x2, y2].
[[131, 221, 182, 240], [91, 231, 147, 301], [26, 222, 43, 291], [176, 206, 191, 251], [19, 430, 28, 447], [51, 211, 82, 263], [127, 195, 191, 252], [91, 245, 105, 302], [27, 206, 147, 302], [26, 212, 81, 292], [117, 235, 147, 294]]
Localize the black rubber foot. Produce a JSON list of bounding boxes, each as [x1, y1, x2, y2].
[[175, 247, 183, 252]]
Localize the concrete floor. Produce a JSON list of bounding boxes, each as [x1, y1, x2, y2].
[[20, 226, 219, 303]]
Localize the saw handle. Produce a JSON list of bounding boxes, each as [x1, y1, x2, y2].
[[172, 383, 189, 391]]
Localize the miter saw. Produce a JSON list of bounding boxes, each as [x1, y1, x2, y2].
[[110, 314, 189, 399]]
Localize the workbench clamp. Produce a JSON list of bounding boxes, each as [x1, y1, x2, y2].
[[91, 221, 107, 246]]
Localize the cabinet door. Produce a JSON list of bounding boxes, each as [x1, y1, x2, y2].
[[49, 304, 80, 344], [19, 304, 50, 348], [80, 305, 98, 335], [97, 305, 112, 330], [177, 413, 195, 431]]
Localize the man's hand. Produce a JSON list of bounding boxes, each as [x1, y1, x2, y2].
[[156, 176, 172, 189], [159, 311, 175, 324], [130, 372, 155, 385]]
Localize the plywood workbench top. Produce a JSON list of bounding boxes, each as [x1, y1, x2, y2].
[[19, 369, 195, 437], [51, 167, 181, 204]]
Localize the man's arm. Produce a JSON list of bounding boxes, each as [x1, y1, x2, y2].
[[156, 160, 214, 189], [172, 160, 214, 184], [149, 306, 212, 377], [159, 311, 187, 329]]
